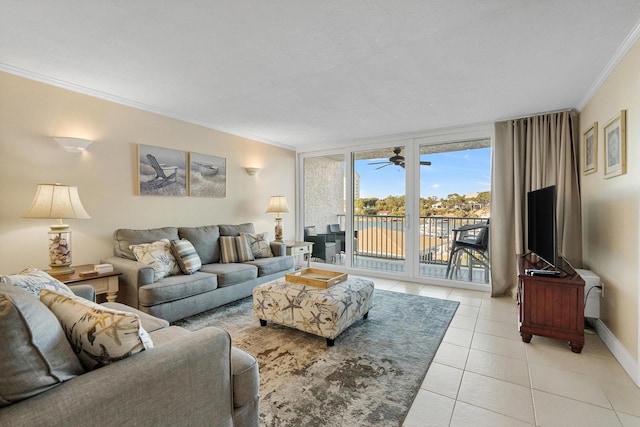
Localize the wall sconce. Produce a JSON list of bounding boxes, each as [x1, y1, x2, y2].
[[53, 137, 93, 153], [245, 167, 261, 176]]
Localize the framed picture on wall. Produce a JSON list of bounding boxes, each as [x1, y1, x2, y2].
[[189, 152, 226, 197], [137, 144, 187, 196], [603, 110, 626, 179], [583, 123, 597, 175]]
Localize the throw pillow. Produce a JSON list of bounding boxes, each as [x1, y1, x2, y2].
[[129, 239, 180, 281], [240, 232, 274, 258], [0, 286, 84, 407], [170, 239, 202, 274], [0, 267, 73, 296], [40, 289, 153, 371], [220, 235, 255, 263], [306, 226, 317, 236]]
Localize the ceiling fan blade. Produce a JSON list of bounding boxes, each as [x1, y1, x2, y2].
[[375, 163, 392, 170], [368, 161, 390, 165], [420, 161, 432, 166]]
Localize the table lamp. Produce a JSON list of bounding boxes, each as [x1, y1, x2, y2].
[[265, 196, 290, 242], [23, 183, 91, 275]]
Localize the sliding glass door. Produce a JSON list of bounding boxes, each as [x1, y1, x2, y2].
[[352, 145, 407, 273]]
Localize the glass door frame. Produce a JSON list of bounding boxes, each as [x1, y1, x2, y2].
[[296, 123, 494, 290]]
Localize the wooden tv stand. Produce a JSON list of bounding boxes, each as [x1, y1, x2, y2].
[[517, 254, 585, 353]]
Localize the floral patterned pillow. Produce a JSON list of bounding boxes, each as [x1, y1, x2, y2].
[[40, 289, 153, 371], [0, 267, 73, 296], [129, 239, 180, 281], [240, 232, 274, 258]]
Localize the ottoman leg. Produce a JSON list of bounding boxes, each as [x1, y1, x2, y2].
[[363, 311, 369, 320], [326, 338, 335, 346], [259, 319, 267, 326]]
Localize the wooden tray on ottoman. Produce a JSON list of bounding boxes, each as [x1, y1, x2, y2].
[[285, 268, 348, 288]]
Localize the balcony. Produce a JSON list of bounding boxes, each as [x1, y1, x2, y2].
[[323, 215, 490, 284]]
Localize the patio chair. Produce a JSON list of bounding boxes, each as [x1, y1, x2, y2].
[[327, 224, 346, 252], [304, 226, 337, 263], [446, 219, 490, 282]]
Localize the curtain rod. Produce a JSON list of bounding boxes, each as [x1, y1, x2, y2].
[[500, 108, 576, 122]]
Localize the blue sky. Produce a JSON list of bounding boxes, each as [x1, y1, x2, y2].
[[355, 147, 491, 200]]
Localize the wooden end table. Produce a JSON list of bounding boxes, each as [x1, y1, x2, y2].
[[54, 264, 121, 302]]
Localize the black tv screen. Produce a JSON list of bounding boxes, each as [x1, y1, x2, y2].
[[527, 185, 557, 267]]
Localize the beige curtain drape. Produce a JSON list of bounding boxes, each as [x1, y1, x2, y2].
[[490, 111, 582, 297]]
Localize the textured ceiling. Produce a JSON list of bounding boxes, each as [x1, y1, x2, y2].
[[2, 1, 640, 150]]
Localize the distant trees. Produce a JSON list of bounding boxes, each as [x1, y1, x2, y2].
[[355, 191, 490, 218]]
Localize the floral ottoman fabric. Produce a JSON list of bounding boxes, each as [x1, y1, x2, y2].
[[252, 277, 374, 342]]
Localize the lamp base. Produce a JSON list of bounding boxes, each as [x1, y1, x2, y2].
[[48, 264, 75, 276], [274, 216, 284, 242]]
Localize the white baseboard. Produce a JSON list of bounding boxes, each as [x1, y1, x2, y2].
[[595, 319, 640, 387]]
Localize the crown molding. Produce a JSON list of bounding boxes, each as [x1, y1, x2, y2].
[[577, 19, 640, 110], [0, 64, 296, 151]]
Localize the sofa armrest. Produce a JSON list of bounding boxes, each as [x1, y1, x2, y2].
[[270, 241, 286, 257], [0, 327, 234, 427], [100, 256, 155, 309], [69, 284, 96, 302]]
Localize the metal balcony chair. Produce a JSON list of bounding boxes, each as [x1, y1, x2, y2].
[[446, 219, 490, 282], [304, 226, 337, 263], [327, 224, 346, 252]]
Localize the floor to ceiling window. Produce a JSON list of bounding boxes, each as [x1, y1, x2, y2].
[[299, 126, 493, 289]]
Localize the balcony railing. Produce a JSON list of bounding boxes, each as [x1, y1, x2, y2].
[[354, 215, 488, 265]]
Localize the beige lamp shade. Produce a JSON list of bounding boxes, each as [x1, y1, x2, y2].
[[265, 196, 290, 215], [23, 183, 91, 275], [23, 183, 91, 221]]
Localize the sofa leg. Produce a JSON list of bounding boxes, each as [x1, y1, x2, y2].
[[326, 338, 335, 346], [259, 319, 267, 326]]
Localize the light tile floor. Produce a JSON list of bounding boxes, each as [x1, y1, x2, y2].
[[361, 276, 640, 427]]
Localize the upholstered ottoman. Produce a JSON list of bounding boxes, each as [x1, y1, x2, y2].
[[252, 277, 374, 346]]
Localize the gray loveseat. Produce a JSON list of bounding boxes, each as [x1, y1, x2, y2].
[[0, 283, 260, 427], [101, 223, 294, 322]]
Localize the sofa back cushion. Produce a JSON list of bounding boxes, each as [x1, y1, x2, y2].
[[113, 227, 179, 260], [219, 223, 255, 237], [0, 286, 84, 407], [178, 225, 221, 264]]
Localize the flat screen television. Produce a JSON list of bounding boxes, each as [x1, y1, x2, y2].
[[527, 185, 557, 268]]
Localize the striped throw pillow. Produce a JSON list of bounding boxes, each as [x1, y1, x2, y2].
[[220, 235, 255, 263], [170, 239, 202, 274]]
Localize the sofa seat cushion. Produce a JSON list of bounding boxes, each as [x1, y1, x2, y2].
[[231, 347, 259, 408], [178, 225, 221, 264], [245, 256, 294, 276], [200, 263, 257, 287], [114, 227, 179, 261], [138, 272, 218, 307], [0, 286, 84, 407]]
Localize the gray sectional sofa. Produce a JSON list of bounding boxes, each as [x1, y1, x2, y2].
[[101, 223, 294, 322], [0, 283, 259, 427]]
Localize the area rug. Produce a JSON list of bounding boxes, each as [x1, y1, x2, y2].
[[173, 289, 459, 427]]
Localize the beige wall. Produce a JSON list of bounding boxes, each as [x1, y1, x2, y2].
[[579, 39, 639, 363], [0, 72, 296, 273]]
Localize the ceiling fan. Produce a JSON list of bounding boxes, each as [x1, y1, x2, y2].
[[368, 147, 432, 170]]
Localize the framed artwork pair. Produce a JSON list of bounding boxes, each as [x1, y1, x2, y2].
[[136, 144, 227, 197], [583, 109, 626, 178]]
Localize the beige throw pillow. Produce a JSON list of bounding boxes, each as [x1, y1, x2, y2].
[[240, 232, 274, 258], [0, 267, 73, 296], [40, 289, 153, 371], [129, 239, 180, 281]]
